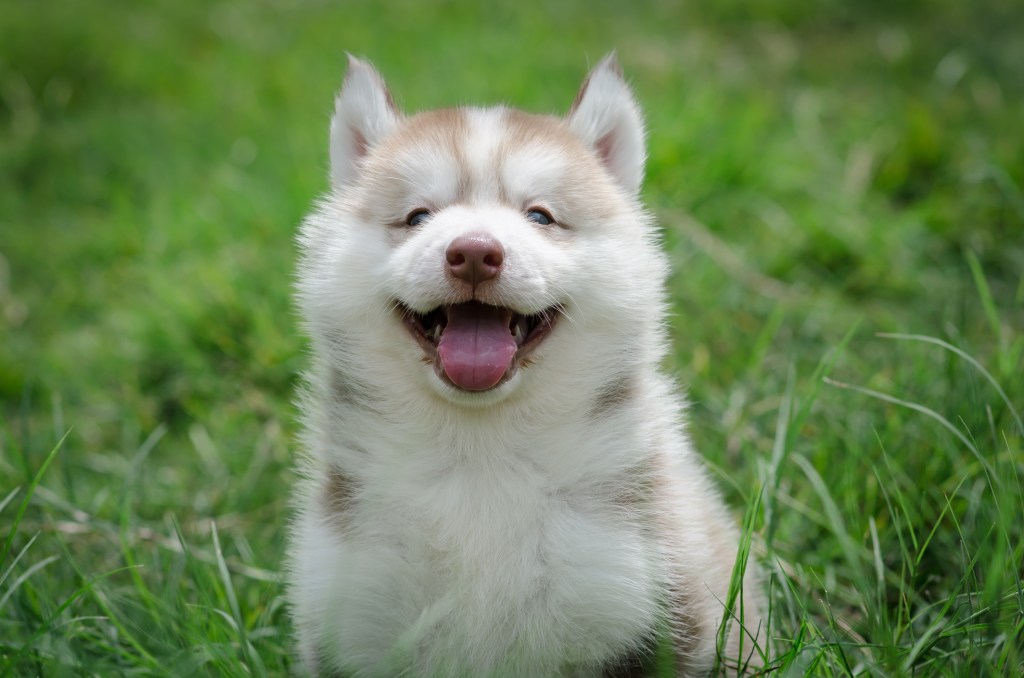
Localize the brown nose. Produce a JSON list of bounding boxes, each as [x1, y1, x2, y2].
[[446, 233, 504, 286]]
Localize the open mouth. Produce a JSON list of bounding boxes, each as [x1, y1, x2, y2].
[[399, 300, 560, 391]]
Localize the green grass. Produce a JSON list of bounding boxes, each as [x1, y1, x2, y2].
[[2, 0, 1022, 675]]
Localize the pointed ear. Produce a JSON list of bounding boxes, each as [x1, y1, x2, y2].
[[567, 54, 646, 195], [330, 55, 401, 189]]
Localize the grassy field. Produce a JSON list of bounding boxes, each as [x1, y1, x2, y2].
[[2, 0, 1022, 675]]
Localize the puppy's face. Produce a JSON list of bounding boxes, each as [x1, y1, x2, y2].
[[298, 57, 665, 406]]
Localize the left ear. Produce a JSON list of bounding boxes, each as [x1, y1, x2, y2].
[[567, 53, 646, 195]]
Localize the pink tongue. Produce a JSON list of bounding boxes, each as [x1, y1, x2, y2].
[[437, 302, 517, 391]]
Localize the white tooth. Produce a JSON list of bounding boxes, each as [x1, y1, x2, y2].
[[513, 323, 523, 344], [432, 325, 441, 342]]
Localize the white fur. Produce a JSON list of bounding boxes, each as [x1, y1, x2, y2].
[[567, 54, 646, 195], [289, 56, 762, 677], [330, 55, 400, 189]]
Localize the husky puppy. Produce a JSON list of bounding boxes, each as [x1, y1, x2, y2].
[[288, 55, 763, 677]]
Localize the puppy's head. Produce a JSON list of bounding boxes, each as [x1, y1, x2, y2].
[[298, 55, 667, 408]]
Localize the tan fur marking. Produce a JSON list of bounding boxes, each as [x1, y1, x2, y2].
[[321, 466, 359, 536], [383, 85, 398, 115], [354, 108, 471, 223], [386, 108, 468, 157], [664, 576, 702, 674], [590, 373, 636, 420], [328, 364, 360, 406], [570, 72, 593, 113], [501, 108, 585, 155], [499, 108, 623, 221], [402, 106, 466, 134], [611, 457, 657, 514], [571, 56, 623, 113]]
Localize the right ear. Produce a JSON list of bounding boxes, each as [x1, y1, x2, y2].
[[567, 54, 646, 195], [330, 55, 401, 189]]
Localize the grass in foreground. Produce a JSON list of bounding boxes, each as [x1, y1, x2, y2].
[[2, 0, 1022, 675]]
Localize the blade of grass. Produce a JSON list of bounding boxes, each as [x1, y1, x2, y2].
[[0, 532, 39, 591], [0, 564, 141, 677], [54, 533, 163, 670], [0, 488, 20, 516], [876, 333, 1022, 435], [1, 430, 69, 567], [792, 455, 861, 575], [764, 363, 795, 547], [823, 378, 996, 481], [714, 484, 766, 672], [211, 520, 266, 678], [0, 554, 59, 611], [787, 320, 863, 453], [964, 249, 1003, 352]]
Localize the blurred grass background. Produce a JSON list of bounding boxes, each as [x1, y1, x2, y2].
[[1, 0, 1022, 674]]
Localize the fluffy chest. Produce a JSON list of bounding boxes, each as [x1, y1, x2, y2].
[[308, 452, 663, 675], [370, 453, 651, 596]]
